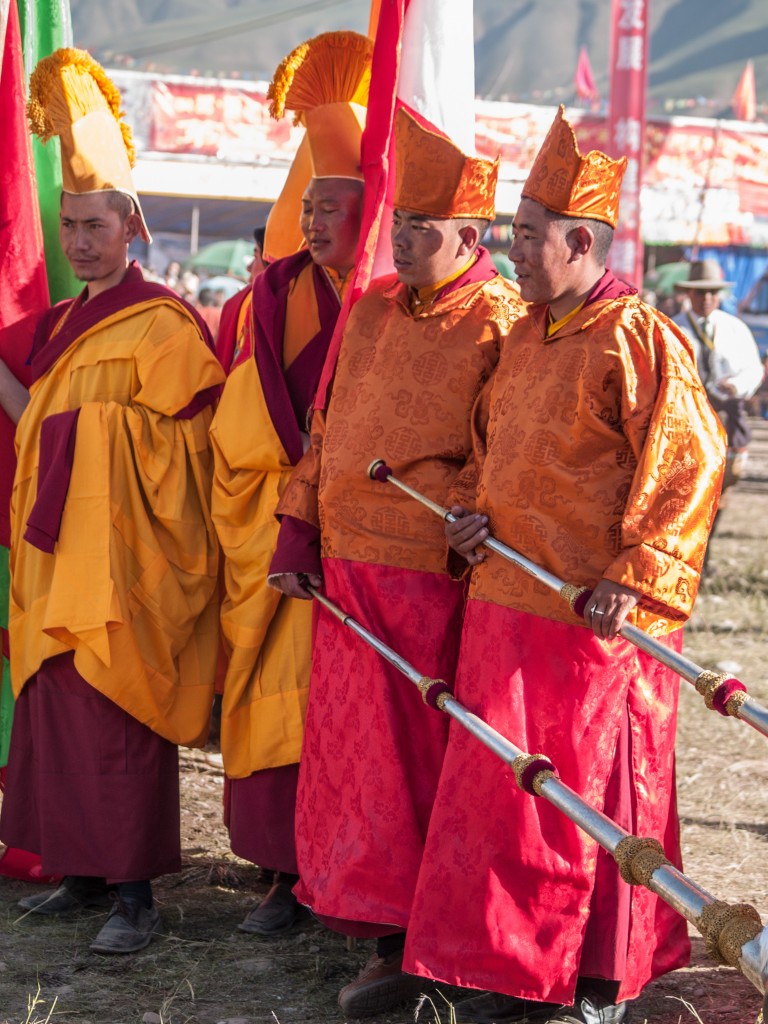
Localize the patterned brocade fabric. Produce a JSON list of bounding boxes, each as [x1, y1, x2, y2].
[[394, 108, 499, 220], [276, 274, 524, 571], [470, 297, 726, 634], [522, 106, 626, 228]]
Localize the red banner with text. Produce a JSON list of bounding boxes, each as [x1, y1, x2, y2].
[[607, 0, 649, 286]]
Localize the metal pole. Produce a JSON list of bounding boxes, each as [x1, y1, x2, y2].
[[190, 204, 200, 256], [367, 460, 768, 743], [305, 583, 768, 999]]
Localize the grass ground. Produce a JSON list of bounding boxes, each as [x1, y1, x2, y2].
[[2, 427, 768, 1024]]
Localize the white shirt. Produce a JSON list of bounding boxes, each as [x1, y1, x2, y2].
[[673, 307, 764, 401]]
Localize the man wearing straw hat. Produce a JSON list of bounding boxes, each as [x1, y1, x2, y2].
[[269, 107, 524, 1015], [405, 107, 726, 1023], [209, 29, 371, 937], [673, 258, 763, 544], [0, 49, 224, 954]]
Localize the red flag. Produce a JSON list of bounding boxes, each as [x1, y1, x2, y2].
[[315, 0, 476, 407], [0, 2, 59, 888], [606, 0, 649, 289], [575, 46, 599, 102], [732, 60, 756, 122], [0, 0, 48, 548]]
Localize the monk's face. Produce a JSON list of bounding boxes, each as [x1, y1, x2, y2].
[[391, 210, 473, 290], [60, 192, 138, 288], [508, 197, 574, 306], [300, 178, 363, 277]]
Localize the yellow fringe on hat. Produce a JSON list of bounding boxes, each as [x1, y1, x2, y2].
[[27, 48, 136, 166], [268, 31, 372, 125]]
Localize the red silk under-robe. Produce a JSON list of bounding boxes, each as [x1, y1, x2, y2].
[[404, 602, 690, 1005], [292, 558, 462, 931]]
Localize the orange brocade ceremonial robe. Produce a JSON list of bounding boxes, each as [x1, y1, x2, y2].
[[279, 268, 523, 568], [404, 291, 726, 1004], [467, 296, 726, 634], [276, 256, 524, 930], [10, 283, 224, 747]]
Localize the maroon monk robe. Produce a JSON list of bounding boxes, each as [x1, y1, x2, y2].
[[1, 653, 181, 881]]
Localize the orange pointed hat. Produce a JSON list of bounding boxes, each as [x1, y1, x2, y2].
[[264, 31, 372, 260], [27, 48, 151, 242], [394, 108, 498, 220], [521, 106, 626, 228]]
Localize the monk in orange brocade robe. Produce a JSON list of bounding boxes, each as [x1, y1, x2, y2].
[[405, 108, 726, 1024], [269, 108, 525, 1017]]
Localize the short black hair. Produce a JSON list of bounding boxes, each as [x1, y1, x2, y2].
[[454, 217, 491, 251], [103, 191, 137, 221], [546, 209, 614, 264]]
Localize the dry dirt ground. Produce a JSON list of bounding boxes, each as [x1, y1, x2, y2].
[[2, 427, 768, 1024]]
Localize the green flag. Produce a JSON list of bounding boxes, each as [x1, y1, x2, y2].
[[16, 0, 79, 304], [0, 544, 11, 767]]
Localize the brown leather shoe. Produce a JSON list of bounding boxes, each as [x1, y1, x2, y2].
[[337, 950, 429, 1017], [238, 882, 300, 935]]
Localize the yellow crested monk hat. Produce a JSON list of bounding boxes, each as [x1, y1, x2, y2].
[[521, 105, 626, 229], [27, 48, 151, 242], [394, 107, 499, 220], [263, 31, 372, 261]]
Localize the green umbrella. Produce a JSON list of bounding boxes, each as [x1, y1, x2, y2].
[[185, 239, 253, 278], [644, 261, 691, 298]]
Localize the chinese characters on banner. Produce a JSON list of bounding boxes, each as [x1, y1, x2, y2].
[[149, 81, 300, 162], [607, 0, 649, 287]]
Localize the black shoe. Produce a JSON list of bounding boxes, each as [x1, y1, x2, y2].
[[238, 882, 301, 935], [453, 989, 627, 1024], [90, 896, 161, 954], [453, 991, 563, 1023], [547, 990, 627, 1024], [18, 876, 112, 916]]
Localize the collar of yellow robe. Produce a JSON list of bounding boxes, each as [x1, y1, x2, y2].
[[405, 253, 480, 315], [547, 300, 586, 337]]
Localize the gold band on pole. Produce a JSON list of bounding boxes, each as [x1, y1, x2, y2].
[[697, 901, 763, 967], [613, 836, 671, 887], [559, 583, 589, 612]]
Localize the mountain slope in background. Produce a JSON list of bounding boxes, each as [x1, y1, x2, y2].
[[72, 0, 768, 116]]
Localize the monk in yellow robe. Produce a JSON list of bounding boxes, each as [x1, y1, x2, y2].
[[0, 50, 224, 955], [405, 107, 726, 1024], [209, 31, 370, 936], [269, 108, 525, 1016]]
